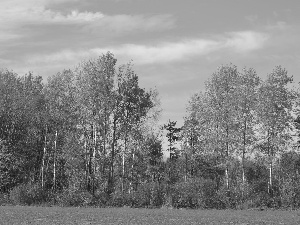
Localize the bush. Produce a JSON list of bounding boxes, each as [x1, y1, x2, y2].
[[129, 184, 151, 207], [280, 178, 300, 209], [0, 193, 11, 205], [216, 183, 252, 209], [106, 182, 166, 208], [9, 183, 49, 205], [91, 190, 109, 207], [106, 191, 127, 207], [149, 182, 166, 207], [55, 189, 93, 207], [168, 178, 220, 209], [170, 180, 201, 209], [201, 179, 220, 209]]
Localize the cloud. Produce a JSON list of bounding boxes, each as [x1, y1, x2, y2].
[[97, 14, 175, 33], [225, 31, 269, 52], [0, 0, 175, 41], [100, 31, 269, 64], [266, 21, 289, 30], [27, 49, 94, 65], [22, 30, 268, 69], [100, 39, 220, 64]]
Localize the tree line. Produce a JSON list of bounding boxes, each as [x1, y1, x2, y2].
[[1, 54, 300, 209], [0, 52, 164, 205], [179, 64, 300, 208]]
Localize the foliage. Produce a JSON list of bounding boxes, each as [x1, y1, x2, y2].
[[55, 189, 93, 207], [9, 183, 49, 205], [164, 120, 181, 160], [1, 59, 300, 209], [0, 193, 11, 205]]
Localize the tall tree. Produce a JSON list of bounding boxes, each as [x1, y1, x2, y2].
[[75, 52, 116, 194], [164, 120, 181, 186], [205, 64, 240, 189], [256, 66, 294, 195], [0, 70, 46, 190], [181, 92, 211, 179], [45, 69, 78, 191], [236, 68, 260, 188], [164, 120, 181, 161]]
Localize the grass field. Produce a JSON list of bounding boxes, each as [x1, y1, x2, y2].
[[0, 206, 300, 225]]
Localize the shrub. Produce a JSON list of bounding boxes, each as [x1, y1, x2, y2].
[[9, 185, 25, 205], [106, 182, 166, 208], [168, 178, 219, 209], [9, 183, 49, 205], [280, 177, 300, 209], [170, 180, 200, 209], [216, 183, 253, 209], [91, 190, 109, 207], [106, 191, 126, 207], [149, 182, 166, 207], [0, 193, 11, 205], [129, 184, 151, 207], [201, 179, 220, 209], [55, 189, 93, 207]]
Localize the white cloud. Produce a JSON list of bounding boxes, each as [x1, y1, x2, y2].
[[0, 0, 175, 41], [225, 31, 269, 52], [101, 31, 269, 64], [266, 21, 289, 30], [23, 30, 268, 67], [98, 39, 220, 64], [98, 14, 175, 33], [26, 49, 94, 67]]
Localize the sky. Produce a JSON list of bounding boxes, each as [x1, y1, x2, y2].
[[1, 0, 300, 128]]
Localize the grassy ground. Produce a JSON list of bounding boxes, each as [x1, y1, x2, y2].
[[0, 206, 300, 225]]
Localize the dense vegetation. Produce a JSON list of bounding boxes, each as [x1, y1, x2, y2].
[[1, 53, 300, 209]]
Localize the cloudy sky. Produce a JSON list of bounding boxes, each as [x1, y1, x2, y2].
[[1, 0, 300, 127]]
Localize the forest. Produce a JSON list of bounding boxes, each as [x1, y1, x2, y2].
[[1, 52, 300, 209]]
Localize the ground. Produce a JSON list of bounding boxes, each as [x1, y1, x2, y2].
[[0, 206, 300, 224]]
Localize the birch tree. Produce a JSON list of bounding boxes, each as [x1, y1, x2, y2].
[[45, 69, 78, 191], [256, 66, 294, 196], [75, 52, 116, 193], [236, 68, 260, 188], [205, 64, 240, 189]]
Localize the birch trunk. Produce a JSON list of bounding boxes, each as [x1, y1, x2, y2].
[[41, 125, 47, 188], [108, 117, 117, 194], [242, 119, 247, 195], [225, 126, 230, 190], [84, 132, 88, 190], [92, 124, 96, 194], [53, 130, 57, 192]]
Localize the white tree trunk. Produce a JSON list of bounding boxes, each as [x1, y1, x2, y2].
[[53, 130, 57, 192]]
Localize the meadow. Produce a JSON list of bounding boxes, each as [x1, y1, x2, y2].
[[0, 206, 300, 225]]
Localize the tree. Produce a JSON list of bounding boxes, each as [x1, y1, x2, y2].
[[256, 66, 294, 196], [146, 134, 163, 182], [294, 84, 300, 149], [115, 62, 155, 193], [70, 53, 157, 195], [205, 64, 240, 189], [182, 89, 224, 181], [235, 68, 260, 188], [45, 69, 79, 192], [163, 120, 181, 187], [0, 70, 46, 190], [74, 52, 116, 194], [164, 120, 181, 161]]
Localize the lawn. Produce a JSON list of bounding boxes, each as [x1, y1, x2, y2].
[[0, 206, 300, 224]]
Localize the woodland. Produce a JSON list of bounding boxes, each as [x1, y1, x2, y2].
[[0, 52, 300, 209]]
